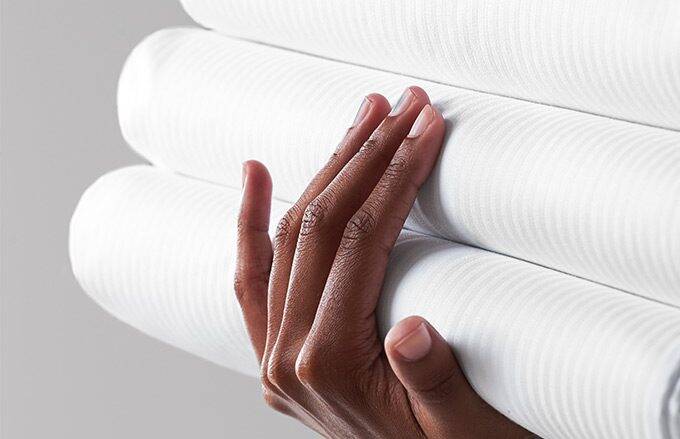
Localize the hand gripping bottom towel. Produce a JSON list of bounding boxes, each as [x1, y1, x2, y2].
[[70, 166, 680, 439]]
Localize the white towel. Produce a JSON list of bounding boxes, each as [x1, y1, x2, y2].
[[118, 28, 680, 307], [70, 166, 680, 439], [180, 0, 680, 130]]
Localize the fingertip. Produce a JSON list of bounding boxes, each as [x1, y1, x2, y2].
[[431, 105, 444, 122], [385, 316, 432, 362], [243, 159, 271, 180], [242, 160, 272, 194], [365, 92, 391, 113], [348, 93, 391, 131], [363, 93, 392, 123], [387, 319, 526, 438], [386, 317, 467, 404], [429, 106, 447, 138], [413, 105, 446, 152], [407, 86, 430, 104], [240, 159, 273, 232]]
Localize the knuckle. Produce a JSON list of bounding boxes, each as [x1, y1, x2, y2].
[[262, 388, 279, 408], [326, 150, 341, 166], [300, 195, 332, 237], [410, 369, 461, 405], [260, 367, 273, 390], [383, 154, 410, 180], [233, 273, 247, 303], [265, 360, 284, 387], [340, 207, 378, 251], [357, 134, 401, 170], [232, 273, 249, 304], [274, 206, 301, 246], [377, 151, 420, 195], [358, 137, 380, 154], [262, 388, 288, 414], [233, 269, 269, 304], [295, 346, 327, 389], [293, 360, 317, 388], [236, 216, 266, 236], [266, 356, 296, 393]]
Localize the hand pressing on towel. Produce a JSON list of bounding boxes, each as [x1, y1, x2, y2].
[[235, 87, 530, 438]]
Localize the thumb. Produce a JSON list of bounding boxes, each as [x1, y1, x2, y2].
[[384, 316, 530, 439]]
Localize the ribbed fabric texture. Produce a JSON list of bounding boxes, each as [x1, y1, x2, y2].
[[118, 28, 680, 307], [70, 166, 680, 439], [180, 0, 680, 130], [70, 3, 680, 436]]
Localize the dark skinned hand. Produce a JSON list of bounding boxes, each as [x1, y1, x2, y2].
[[235, 87, 531, 438]]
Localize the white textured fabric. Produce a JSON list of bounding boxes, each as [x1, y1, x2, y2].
[[118, 28, 680, 307], [70, 166, 680, 439], [180, 0, 680, 130]]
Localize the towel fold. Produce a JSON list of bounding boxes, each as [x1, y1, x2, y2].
[[70, 165, 680, 439], [180, 0, 680, 130], [118, 28, 680, 307], [74, 5, 680, 434]]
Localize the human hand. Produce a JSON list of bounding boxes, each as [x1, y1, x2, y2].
[[235, 87, 530, 438]]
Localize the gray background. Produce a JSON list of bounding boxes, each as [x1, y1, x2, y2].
[[1, 1, 312, 437]]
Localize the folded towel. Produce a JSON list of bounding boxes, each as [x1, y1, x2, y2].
[[180, 0, 680, 130], [70, 165, 680, 439], [118, 28, 680, 307]]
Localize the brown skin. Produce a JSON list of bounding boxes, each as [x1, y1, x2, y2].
[[235, 87, 532, 438]]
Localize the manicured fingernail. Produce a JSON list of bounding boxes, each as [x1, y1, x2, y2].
[[407, 105, 434, 138], [241, 162, 248, 188], [350, 96, 372, 128], [389, 88, 415, 116], [394, 323, 432, 361]]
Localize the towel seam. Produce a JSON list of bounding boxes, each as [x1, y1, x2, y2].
[[158, 164, 680, 314]]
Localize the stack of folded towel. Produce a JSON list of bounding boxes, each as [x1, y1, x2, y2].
[[70, 2, 680, 437]]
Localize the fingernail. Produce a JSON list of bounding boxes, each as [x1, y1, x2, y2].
[[389, 88, 415, 116], [407, 105, 434, 138], [241, 162, 248, 189], [350, 96, 372, 128], [394, 323, 432, 361]]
